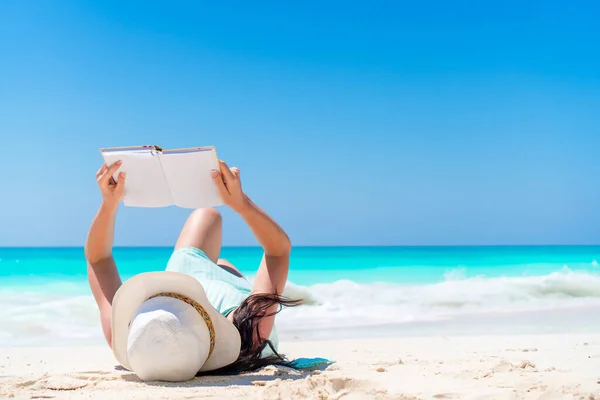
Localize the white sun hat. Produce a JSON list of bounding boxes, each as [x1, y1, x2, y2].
[[111, 271, 241, 382]]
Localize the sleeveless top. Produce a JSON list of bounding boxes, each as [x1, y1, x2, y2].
[[165, 246, 279, 356]]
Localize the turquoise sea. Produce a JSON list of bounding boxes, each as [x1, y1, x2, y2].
[[2, 246, 600, 346]]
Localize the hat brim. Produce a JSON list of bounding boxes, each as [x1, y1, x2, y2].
[[111, 271, 241, 373]]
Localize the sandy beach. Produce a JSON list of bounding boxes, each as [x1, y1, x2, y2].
[[1, 334, 599, 399]]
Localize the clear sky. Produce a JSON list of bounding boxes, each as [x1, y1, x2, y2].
[[0, 1, 599, 247]]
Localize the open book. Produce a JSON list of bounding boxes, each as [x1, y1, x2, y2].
[[100, 145, 223, 209]]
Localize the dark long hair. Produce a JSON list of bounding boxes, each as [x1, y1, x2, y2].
[[202, 293, 302, 375]]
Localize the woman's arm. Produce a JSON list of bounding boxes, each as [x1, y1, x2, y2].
[[211, 161, 291, 341], [86, 161, 126, 347], [236, 197, 291, 294]]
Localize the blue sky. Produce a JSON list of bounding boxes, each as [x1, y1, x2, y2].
[[0, 1, 599, 246]]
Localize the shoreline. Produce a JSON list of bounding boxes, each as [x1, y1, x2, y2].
[[3, 303, 600, 348], [2, 333, 600, 399], [280, 303, 600, 342]]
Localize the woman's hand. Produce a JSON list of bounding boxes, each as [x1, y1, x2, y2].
[[211, 160, 248, 213], [96, 161, 127, 209]]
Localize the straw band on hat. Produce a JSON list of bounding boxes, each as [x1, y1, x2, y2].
[[147, 292, 216, 358]]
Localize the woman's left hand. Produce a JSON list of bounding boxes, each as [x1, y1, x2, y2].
[[96, 161, 127, 209]]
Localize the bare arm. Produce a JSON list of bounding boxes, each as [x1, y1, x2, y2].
[[237, 197, 291, 295], [86, 162, 126, 347], [211, 161, 291, 340]]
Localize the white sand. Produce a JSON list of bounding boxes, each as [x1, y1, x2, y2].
[[1, 334, 600, 399]]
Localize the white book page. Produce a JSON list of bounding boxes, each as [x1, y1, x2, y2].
[[101, 149, 173, 208], [159, 148, 223, 209]]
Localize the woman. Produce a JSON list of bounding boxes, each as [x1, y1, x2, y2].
[[85, 159, 299, 376]]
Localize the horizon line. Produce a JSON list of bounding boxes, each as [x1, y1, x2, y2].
[[1, 244, 600, 249]]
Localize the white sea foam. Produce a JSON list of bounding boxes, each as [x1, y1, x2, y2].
[[2, 269, 600, 346], [277, 269, 600, 335]]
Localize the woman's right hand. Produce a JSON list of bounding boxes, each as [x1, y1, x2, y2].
[[211, 160, 249, 213], [96, 161, 127, 209]]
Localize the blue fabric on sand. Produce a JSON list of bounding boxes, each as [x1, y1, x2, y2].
[[281, 357, 334, 370]]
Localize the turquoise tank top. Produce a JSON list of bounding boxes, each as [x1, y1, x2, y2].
[[165, 246, 279, 356]]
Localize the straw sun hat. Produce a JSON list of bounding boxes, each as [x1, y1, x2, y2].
[[111, 272, 241, 382]]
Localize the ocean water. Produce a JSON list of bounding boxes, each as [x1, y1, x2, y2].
[[2, 246, 600, 346]]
